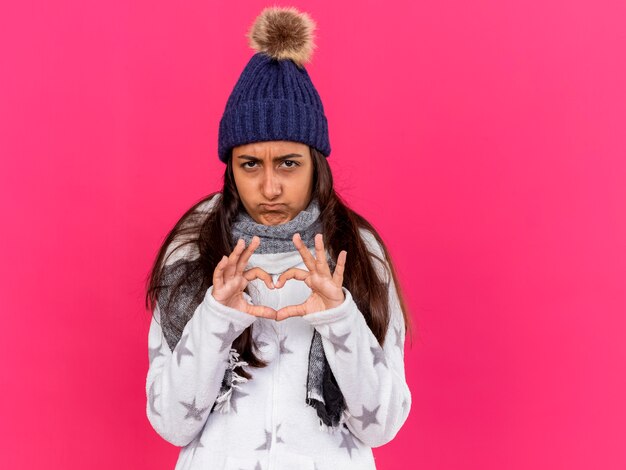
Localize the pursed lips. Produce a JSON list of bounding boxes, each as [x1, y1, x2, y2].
[[261, 204, 285, 210]]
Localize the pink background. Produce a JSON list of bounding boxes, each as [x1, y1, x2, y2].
[[1, 0, 625, 468]]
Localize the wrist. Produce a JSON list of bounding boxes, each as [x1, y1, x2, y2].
[[322, 291, 346, 310]]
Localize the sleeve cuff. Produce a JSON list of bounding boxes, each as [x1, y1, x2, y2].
[[202, 285, 258, 330], [301, 287, 357, 326]]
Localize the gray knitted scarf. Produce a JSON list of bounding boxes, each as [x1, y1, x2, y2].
[[229, 197, 347, 431]]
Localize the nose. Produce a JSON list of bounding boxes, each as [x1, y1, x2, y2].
[[261, 167, 281, 199]]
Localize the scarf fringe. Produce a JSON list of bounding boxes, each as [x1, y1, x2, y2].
[[316, 408, 352, 434], [213, 348, 249, 414]]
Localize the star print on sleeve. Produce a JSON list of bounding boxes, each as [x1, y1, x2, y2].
[[174, 333, 194, 366], [401, 396, 411, 416], [326, 326, 352, 354], [213, 322, 240, 353], [148, 341, 164, 364], [299, 228, 413, 449], [180, 396, 210, 421], [370, 346, 388, 368], [352, 404, 381, 430], [145, 283, 257, 447], [393, 324, 404, 355]]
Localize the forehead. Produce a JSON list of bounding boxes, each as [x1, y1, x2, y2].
[[234, 140, 308, 156]]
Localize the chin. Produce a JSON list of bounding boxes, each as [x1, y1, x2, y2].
[[260, 212, 292, 225]]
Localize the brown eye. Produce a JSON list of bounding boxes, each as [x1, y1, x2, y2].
[[282, 160, 299, 168]]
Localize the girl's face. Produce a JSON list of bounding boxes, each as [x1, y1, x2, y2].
[[232, 140, 314, 226]]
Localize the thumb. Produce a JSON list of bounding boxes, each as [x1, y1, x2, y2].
[[245, 303, 277, 320]]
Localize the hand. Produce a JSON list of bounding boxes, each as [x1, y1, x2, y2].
[[274, 233, 347, 321], [212, 236, 277, 319]]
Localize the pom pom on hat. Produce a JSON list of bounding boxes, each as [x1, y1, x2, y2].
[[246, 6, 317, 67]]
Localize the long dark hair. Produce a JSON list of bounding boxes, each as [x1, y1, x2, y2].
[[145, 147, 414, 379]]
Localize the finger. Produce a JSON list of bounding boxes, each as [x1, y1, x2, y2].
[[275, 267, 309, 288], [224, 238, 246, 280], [243, 267, 275, 290], [246, 304, 277, 320], [235, 236, 260, 276], [332, 250, 347, 286], [314, 233, 332, 277], [212, 255, 228, 290], [292, 233, 317, 273], [276, 302, 307, 321]]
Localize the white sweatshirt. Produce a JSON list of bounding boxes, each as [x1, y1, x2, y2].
[[146, 198, 412, 470]]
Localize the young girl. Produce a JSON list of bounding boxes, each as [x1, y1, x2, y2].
[[145, 6, 413, 470]]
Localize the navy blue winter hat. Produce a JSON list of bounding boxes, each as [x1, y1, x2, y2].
[[217, 6, 331, 163]]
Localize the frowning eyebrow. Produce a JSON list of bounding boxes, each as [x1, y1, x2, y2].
[[237, 153, 304, 162]]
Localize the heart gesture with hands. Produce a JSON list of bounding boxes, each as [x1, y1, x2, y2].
[[274, 233, 347, 321], [211, 236, 277, 319], [211, 233, 347, 321]]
